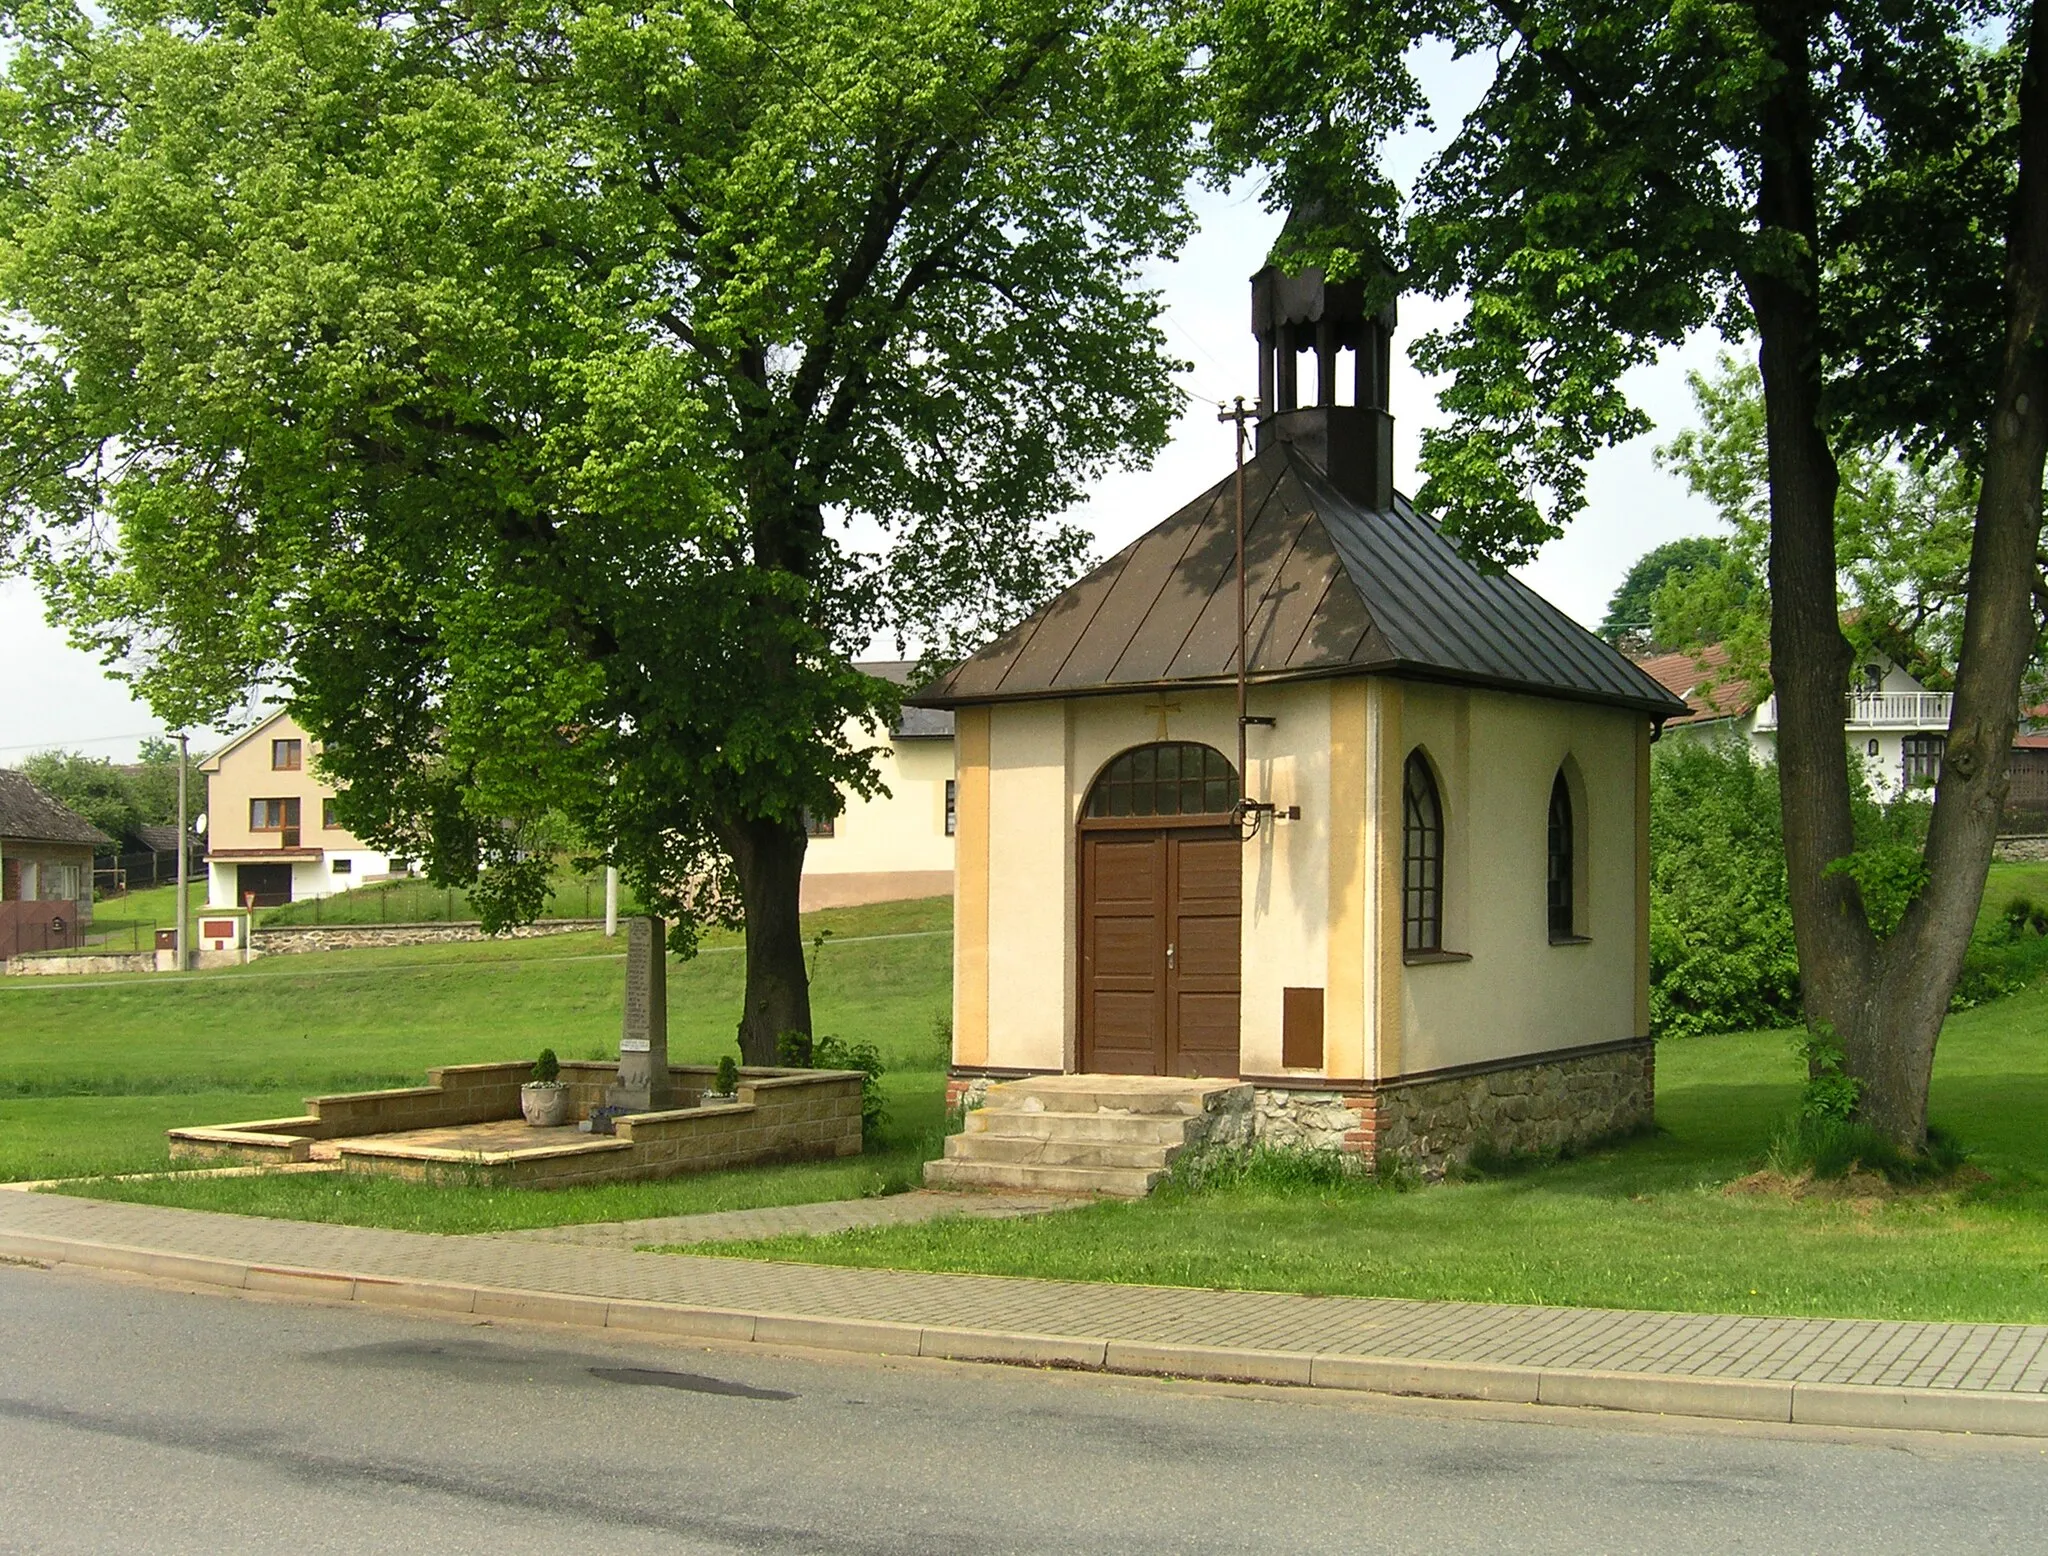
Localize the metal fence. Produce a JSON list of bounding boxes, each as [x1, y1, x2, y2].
[[93, 848, 201, 897]]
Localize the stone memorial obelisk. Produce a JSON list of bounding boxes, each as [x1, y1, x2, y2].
[[606, 915, 672, 1115]]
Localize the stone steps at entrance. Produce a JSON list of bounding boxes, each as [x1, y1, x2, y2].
[[921, 1158, 1168, 1197], [940, 1131, 1183, 1171], [963, 1109, 1191, 1145], [923, 1075, 1249, 1198]]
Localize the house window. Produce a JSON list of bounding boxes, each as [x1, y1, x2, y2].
[[1902, 734, 1945, 788], [803, 809, 836, 839], [42, 862, 82, 903], [323, 797, 339, 829], [1402, 752, 1444, 954], [331, 858, 352, 874], [251, 798, 302, 844], [1547, 771, 1575, 942], [945, 779, 957, 837], [1084, 742, 1239, 818], [272, 738, 302, 771]]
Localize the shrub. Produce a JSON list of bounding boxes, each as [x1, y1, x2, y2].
[[1648, 739, 1801, 1037], [530, 1047, 560, 1085], [775, 1031, 886, 1144], [1648, 737, 1935, 1037], [713, 1054, 739, 1095], [814, 1034, 888, 1144]]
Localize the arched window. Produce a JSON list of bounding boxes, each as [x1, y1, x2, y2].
[[1084, 742, 1239, 819], [1402, 752, 1443, 953], [1547, 769, 1574, 941]]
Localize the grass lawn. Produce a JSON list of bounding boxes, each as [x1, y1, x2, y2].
[[1, 896, 950, 1187], [706, 996, 2048, 1325]]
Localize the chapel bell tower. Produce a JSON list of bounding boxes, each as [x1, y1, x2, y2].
[[1251, 245, 1398, 511]]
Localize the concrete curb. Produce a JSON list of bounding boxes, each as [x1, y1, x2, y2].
[[6, 1227, 2046, 1439]]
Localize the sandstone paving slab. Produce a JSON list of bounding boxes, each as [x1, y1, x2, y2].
[[2, 1187, 2047, 1432], [493, 1189, 1082, 1250]]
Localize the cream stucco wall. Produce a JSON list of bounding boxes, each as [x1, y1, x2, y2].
[[801, 728, 956, 881], [955, 673, 1651, 1084], [1390, 682, 1642, 1075], [201, 711, 396, 907]]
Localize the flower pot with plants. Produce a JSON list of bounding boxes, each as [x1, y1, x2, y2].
[[521, 1048, 571, 1127], [703, 1055, 740, 1106]]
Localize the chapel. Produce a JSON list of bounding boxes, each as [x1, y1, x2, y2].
[[910, 254, 1689, 1175]]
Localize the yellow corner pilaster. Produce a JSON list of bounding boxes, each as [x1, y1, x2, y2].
[[954, 706, 991, 1068]]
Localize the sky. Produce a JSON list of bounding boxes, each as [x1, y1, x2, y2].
[[0, 41, 1734, 767]]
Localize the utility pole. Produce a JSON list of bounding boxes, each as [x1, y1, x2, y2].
[[1217, 396, 1275, 840], [174, 731, 189, 972]]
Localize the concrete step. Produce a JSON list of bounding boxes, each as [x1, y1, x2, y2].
[[964, 1109, 1191, 1145], [980, 1076, 1239, 1118], [942, 1132, 1179, 1171], [922, 1157, 1166, 1198]]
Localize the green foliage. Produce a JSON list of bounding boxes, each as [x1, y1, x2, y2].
[[1654, 356, 1986, 687], [713, 1054, 739, 1097], [775, 1031, 814, 1068], [13, 752, 139, 844], [1822, 847, 1930, 941], [531, 1047, 560, 1085], [1649, 740, 1801, 1038], [1650, 739, 1934, 1037], [1791, 1027, 1861, 1123], [1598, 537, 1753, 651], [1200, 3, 2019, 564], [813, 1034, 888, 1144], [0, 0, 1202, 984]]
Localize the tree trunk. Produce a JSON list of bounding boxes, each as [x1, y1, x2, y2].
[[1746, 2, 2048, 1151], [725, 814, 813, 1065], [1746, 5, 1874, 1064], [1842, 0, 2048, 1147]]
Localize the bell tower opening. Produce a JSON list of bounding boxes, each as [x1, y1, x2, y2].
[[1251, 227, 1398, 510]]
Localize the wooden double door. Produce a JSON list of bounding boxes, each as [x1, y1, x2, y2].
[[1080, 826, 1242, 1076]]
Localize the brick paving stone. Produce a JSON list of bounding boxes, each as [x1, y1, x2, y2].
[[3, 1187, 2046, 1405], [494, 1190, 1079, 1251]]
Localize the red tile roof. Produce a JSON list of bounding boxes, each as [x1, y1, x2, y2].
[[1630, 643, 1762, 726]]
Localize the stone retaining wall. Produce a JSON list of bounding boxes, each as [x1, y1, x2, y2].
[[5, 951, 161, 977], [253, 919, 605, 955], [1994, 835, 2048, 862], [168, 1062, 864, 1187]]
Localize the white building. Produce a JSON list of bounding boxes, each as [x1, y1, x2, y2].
[[198, 710, 404, 907], [1637, 644, 1949, 798], [800, 662, 957, 910]]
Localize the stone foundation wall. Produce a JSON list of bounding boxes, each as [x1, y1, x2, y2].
[[1368, 1039, 1654, 1178]]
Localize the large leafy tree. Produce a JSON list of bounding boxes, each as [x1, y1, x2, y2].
[[1598, 534, 1755, 652], [1654, 355, 1985, 690], [0, 0, 1199, 1059], [1208, 0, 2048, 1146]]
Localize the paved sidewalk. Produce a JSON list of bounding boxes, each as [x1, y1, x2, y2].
[[495, 1189, 1082, 1250], [2, 1186, 2044, 1437]]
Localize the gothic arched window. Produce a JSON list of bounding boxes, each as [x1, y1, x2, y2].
[[1402, 752, 1443, 953], [1547, 769, 1575, 941]]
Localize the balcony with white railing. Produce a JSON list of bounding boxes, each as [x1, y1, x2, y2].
[[1753, 692, 1953, 731]]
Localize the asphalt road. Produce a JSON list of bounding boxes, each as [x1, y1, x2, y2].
[[1, 1262, 2044, 1554]]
